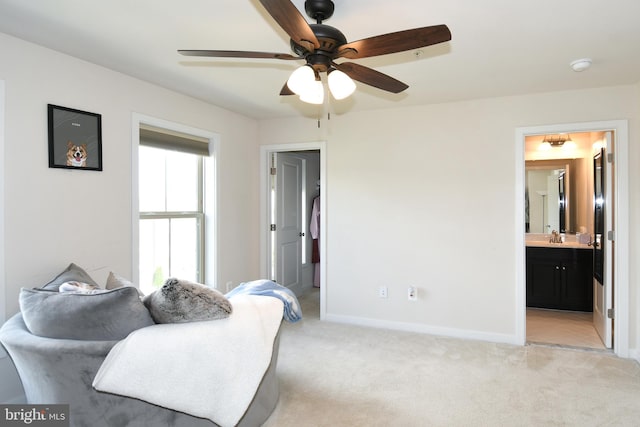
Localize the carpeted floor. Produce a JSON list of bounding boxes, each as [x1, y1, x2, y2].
[[263, 289, 640, 427]]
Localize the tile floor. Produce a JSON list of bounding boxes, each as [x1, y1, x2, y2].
[[526, 308, 606, 350]]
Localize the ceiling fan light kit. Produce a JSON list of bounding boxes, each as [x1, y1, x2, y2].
[[286, 64, 316, 95], [286, 64, 355, 103], [327, 69, 356, 100], [179, 0, 452, 106], [299, 78, 325, 104]]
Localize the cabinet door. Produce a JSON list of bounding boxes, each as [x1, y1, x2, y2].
[[526, 256, 560, 309], [561, 251, 593, 311]]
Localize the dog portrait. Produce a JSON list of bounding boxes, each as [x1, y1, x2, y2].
[[66, 141, 88, 167], [48, 104, 102, 171]]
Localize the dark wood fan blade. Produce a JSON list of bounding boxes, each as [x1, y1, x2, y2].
[[336, 25, 451, 59], [259, 0, 320, 52], [280, 82, 295, 96], [334, 62, 408, 93], [178, 50, 301, 60]]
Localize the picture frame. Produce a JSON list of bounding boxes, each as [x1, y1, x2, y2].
[[48, 104, 103, 171]]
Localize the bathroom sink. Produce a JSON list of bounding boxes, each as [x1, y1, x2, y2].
[[525, 240, 591, 249]]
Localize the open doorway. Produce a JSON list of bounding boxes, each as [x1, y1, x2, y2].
[[260, 142, 326, 319], [524, 131, 606, 349], [515, 120, 629, 357]]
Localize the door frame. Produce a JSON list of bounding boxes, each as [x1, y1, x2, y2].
[[260, 142, 327, 319], [515, 120, 629, 357], [131, 113, 221, 289]]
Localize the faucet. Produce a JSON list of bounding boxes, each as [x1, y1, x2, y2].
[[549, 230, 563, 243]]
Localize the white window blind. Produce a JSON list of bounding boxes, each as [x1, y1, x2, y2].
[[139, 124, 209, 156]]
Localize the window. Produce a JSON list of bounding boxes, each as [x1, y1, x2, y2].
[[138, 125, 209, 295]]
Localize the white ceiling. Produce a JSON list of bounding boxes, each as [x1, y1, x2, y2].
[[1, 0, 639, 120]]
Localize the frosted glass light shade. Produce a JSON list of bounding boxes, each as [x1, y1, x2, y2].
[[299, 79, 324, 104], [328, 69, 356, 100], [538, 141, 552, 151], [287, 65, 315, 95]]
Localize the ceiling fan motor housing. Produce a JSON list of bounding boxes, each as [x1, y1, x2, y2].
[[290, 23, 346, 72], [305, 0, 335, 22]]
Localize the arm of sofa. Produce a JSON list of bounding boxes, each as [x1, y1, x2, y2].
[[0, 313, 117, 404]]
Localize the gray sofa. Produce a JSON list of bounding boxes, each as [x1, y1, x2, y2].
[[0, 312, 281, 427], [0, 263, 284, 427]]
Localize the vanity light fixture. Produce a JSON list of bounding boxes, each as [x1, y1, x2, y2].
[[541, 134, 573, 148]]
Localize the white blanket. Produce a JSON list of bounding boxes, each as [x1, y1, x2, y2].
[[93, 295, 284, 427]]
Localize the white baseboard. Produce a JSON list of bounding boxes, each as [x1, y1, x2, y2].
[[628, 348, 640, 364], [324, 313, 520, 346]]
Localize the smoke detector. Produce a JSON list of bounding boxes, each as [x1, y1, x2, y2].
[[570, 58, 592, 72]]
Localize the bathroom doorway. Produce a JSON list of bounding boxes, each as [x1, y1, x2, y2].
[[516, 120, 629, 357], [524, 131, 605, 349]]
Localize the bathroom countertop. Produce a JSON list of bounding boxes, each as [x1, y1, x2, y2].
[[525, 241, 593, 249]]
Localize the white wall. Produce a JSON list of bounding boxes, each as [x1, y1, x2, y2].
[[0, 32, 261, 319], [258, 85, 640, 348]]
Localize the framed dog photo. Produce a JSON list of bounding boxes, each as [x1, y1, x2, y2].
[[48, 104, 103, 171]]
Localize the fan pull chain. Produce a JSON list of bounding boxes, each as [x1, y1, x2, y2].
[[316, 103, 332, 128]]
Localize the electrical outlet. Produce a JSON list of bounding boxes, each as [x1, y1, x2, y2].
[[378, 286, 388, 298], [408, 286, 417, 301]]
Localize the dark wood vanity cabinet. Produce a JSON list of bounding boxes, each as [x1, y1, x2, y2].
[[526, 246, 593, 312]]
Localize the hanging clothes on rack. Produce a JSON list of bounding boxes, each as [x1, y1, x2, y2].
[[310, 195, 320, 287]]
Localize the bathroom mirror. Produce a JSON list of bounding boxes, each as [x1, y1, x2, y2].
[[593, 148, 604, 283], [525, 132, 598, 236], [525, 160, 572, 234]]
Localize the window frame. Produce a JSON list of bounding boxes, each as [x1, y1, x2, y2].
[[132, 114, 218, 292]]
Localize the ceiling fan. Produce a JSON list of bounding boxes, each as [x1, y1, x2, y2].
[[178, 0, 452, 104]]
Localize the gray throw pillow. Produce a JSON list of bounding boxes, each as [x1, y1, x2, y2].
[[19, 286, 155, 340], [143, 278, 232, 323], [105, 271, 144, 296], [41, 263, 100, 291], [105, 271, 133, 290]]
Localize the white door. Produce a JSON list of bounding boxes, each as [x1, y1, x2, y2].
[[273, 153, 304, 289], [593, 132, 614, 348]]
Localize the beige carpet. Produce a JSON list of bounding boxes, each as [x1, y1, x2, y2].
[[263, 289, 640, 427]]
